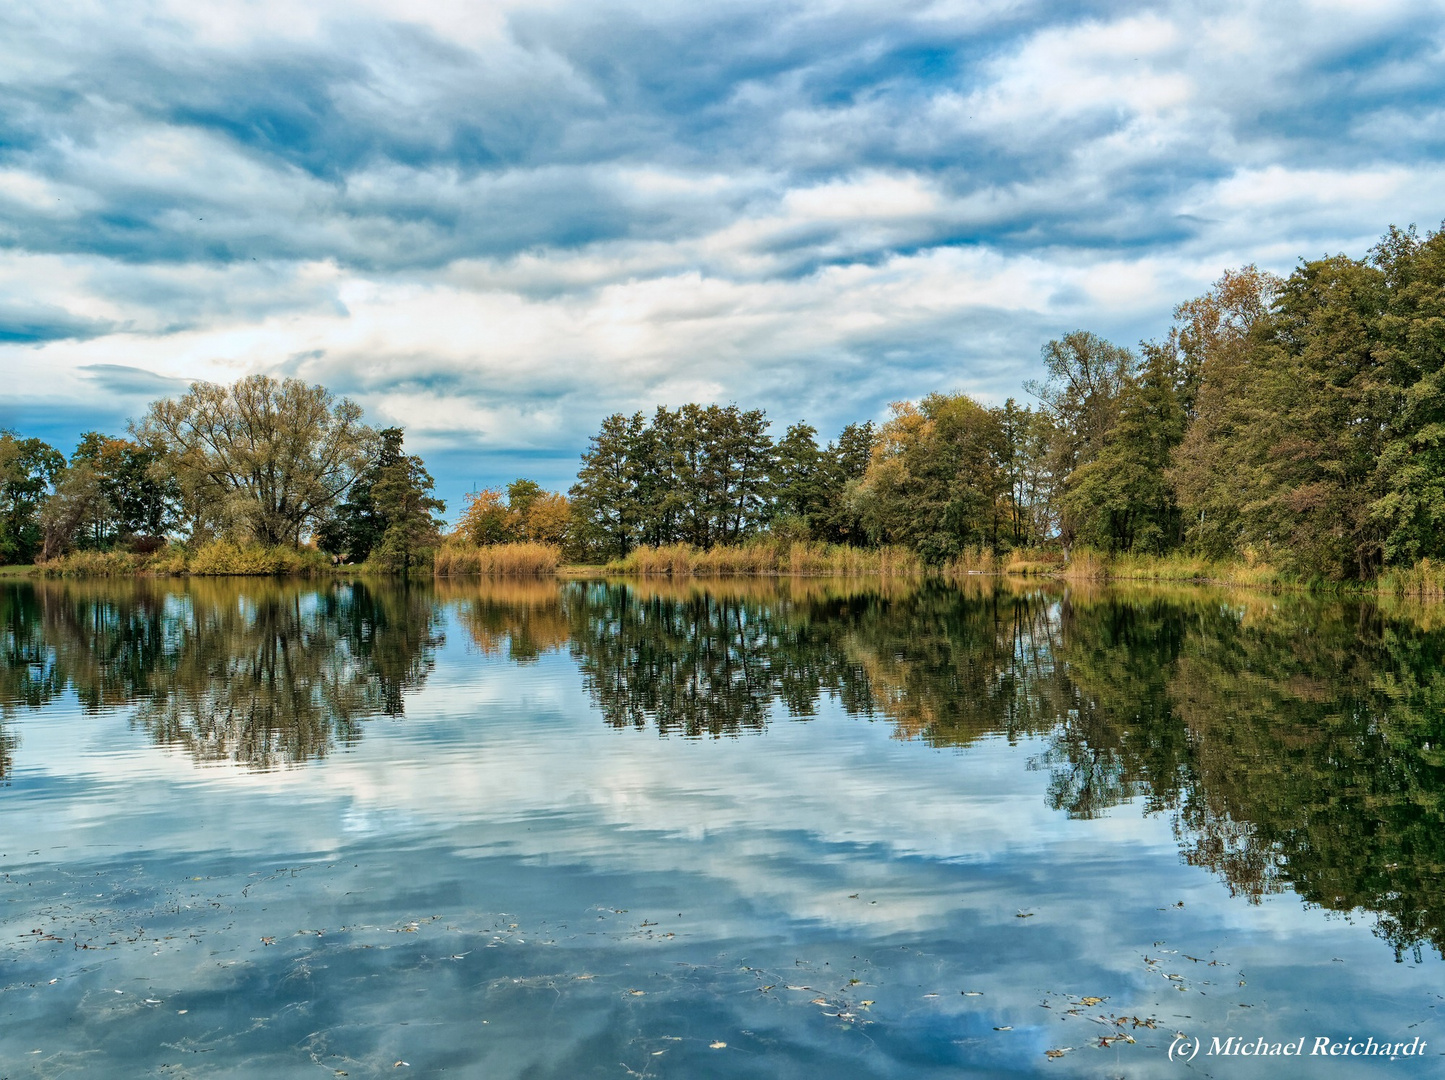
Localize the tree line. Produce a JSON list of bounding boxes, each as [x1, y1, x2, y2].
[[559, 221, 1445, 581], [1, 375, 444, 570], [3, 219, 1440, 581]]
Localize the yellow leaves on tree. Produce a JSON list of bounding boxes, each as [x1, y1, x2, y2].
[[456, 484, 572, 547]]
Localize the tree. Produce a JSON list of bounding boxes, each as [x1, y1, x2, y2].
[[40, 460, 102, 561], [453, 481, 571, 549], [136, 375, 373, 546], [1025, 331, 1134, 555], [570, 404, 775, 554], [993, 400, 1051, 550], [1168, 266, 1283, 557], [0, 432, 65, 563], [770, 422, 823, 537], [513, 489, 572, 546], [370, 441, 446, 573], [1063, 342, 1187, 553], [1367, 224, 1445, 566], [456, 489, 513, 546], [853, 394, 1007, 562], [42, 433, 180, 558], [570, 412, 648, 558], [812, 421, 875, 545], [318, 427, 403, 563], [1243, 255, 1390, 578]]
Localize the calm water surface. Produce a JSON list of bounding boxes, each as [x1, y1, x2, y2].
[[1, 577, 1443, 1077]]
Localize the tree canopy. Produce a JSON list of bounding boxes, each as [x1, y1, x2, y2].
[[136, 375, 374, 547]]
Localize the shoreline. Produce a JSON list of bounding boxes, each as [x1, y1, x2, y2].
[[17, 551, 1445, 601]]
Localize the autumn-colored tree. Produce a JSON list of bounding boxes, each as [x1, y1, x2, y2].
[[853, 393, 1008, 562]]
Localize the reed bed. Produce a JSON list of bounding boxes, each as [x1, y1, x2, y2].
[[433, 540, 562, 577], [187, 541, 331, 576], [1048, 548, 1293, 588], [1380, 559, 1445, 602], [44, 542, 323, 577], [605, 541, 924, 577]]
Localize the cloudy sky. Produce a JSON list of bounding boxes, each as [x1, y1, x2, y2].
[[2, 0, 1442, 508]]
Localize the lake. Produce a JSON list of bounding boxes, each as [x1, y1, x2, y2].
[[1, 576, 1441, 1077]]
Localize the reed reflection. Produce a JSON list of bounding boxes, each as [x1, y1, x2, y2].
[[0, 579, 443, 769]]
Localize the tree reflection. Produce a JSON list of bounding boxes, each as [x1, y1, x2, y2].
[[0, 579, 442, 769], [1038, 587, 1445, 958], [447, 576, 1445, 956], [6, 574, 1445, 955]]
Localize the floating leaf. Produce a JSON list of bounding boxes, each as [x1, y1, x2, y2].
[[1044, 1048, 1070, 1059], [1079, 997, 1104, 1006]]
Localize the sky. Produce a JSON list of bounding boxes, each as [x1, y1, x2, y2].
[[1, 0, 1443, 514]]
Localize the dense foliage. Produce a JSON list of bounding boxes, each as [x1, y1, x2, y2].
[[563, 222, 1445, 581], [566, 405, 873, 559], [11, 376, 443, 572], [316, 427, 446, 570]]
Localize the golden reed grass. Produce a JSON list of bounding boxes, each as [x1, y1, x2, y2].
[[433, 540, 562, 576], [605, 541, 925, 577]]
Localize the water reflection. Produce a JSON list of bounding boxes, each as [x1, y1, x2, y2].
[[4, 575, 1445, 958], [0, 579, 442, 769], [443, 578, 1445, 958]]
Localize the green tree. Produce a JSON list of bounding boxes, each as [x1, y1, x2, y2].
[[1168, 266, 1282, 557], [42, 433, 180, 557], [1367, 225, 1445, 566], [994, 400, 1051, 549], [370, 444, 446, 573], [812, 421, 875, 545], [1024, 331, 1134, 554], [569, 412, 649, 558], [769, 422, 823, 539], [137, 375, 373, 547], [1063, 341, 1187, 553], [0, 432, 65, 564], [319, 428, 444, 569]]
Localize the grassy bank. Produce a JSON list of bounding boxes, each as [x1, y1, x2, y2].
[[43, 541, 336, 577], [1028, 548, 1445, 598], [1045, 549, 1296, 588], [31, 536, 1445, 600]]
